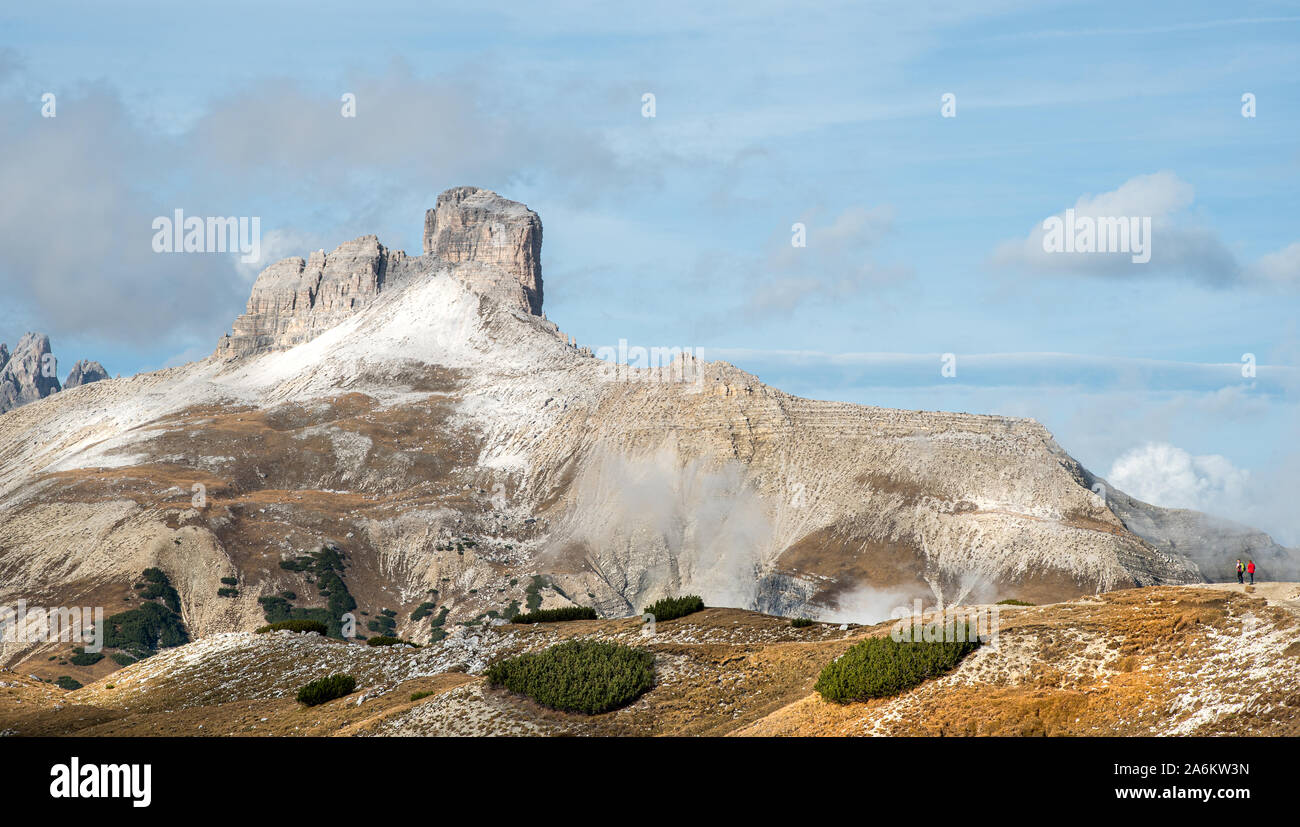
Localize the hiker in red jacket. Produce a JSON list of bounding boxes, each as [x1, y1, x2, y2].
[[1247, 560, 1256, 585]]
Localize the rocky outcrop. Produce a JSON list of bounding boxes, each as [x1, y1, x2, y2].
[[216, 235, 393, 359], [423, 186, 543, 315], [64, 359, 110, 389], [0, 332, 61, 414], [215, 187, 543, 359]]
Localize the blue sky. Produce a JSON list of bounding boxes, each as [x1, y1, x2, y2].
[[1, 1, 1297, 542]]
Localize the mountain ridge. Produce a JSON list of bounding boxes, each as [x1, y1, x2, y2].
[[1, 186, 1294, 677]]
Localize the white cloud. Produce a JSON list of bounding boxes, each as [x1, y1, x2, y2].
[[1108, 441, 1250, 513], [991, 172, 1256, 285], [1249, 241, 1300, 287], [0, 64, 629, 348]]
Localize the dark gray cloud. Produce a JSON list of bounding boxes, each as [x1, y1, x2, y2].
[[0, 82, 242, 347]]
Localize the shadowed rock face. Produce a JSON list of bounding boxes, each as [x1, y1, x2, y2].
[[0, 332, 61, 414], [64, 360, 110, 389], [215, 187, 543, 359]]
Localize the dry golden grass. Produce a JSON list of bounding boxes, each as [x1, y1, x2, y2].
[[3, 585, 1296, 737]]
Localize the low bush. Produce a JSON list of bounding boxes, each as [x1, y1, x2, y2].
[[367, 615, 397, 636], [510, 606, 598, 624], [814, 629, 981, 703], [140, 567, 168, 584], [56, 676, 83, 691], [411, 601, 437, 621], [791, 617, 814, 628], [110, 652, 137, 666], [256, 619, 328, 635], [642, 595, 704, 622], [366, 636, 418, 647], [296, 674, 357, 706], [486, 640, 655, 714], [69, 650, 104, 666], [135, 569, 183, 613], [220, 576, 239, 586], [217, 587, 239, 598], [103, 599, 188, 653], [410, 690, 433, 701], [996, 599, 1035, 606]]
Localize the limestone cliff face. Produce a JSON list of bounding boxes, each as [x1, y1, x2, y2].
[[215, 235, 393, 358], [216, 187, 542, 359], [0, 332, 61, 414], [423, 186, 542, 315]]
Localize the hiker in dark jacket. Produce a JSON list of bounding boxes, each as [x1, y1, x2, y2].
[[1247, 560, 1256, 584], [1236, 559, 1245, 584]]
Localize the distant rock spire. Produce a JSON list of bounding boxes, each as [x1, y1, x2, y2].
[[0, 332, 62, 414], [65, 359, 110, 389]]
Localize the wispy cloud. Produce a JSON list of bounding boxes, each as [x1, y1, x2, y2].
[[744, 205, 911, 317]]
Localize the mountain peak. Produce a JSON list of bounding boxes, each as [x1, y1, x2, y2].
[[216, 187, 543, 360], [423, 187, 542, 315], [0, 331, 61, 413]]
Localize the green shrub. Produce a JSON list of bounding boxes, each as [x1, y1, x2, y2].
[[524, 575, 545, 611], [262, 547, 356, 638], [410, 690, 433, 701], [103, 599, 188, 654], [814, 629, 982, 703], [642, 595, 704, 622], [110, 652, 137, 666], [411, 601, 437, 621], [217, 587, 239, 598], [996, 599, 1034, 606], [69, 650, 104, 666], [296, 674, 357, 706], [791, 617, 814, 628], [510, 606, 598, 624], [56, 676, 83, 691], [366, 636, 418, 647], [367, 616, 397, 635], [256, 619, 328, 635], [486, 640, 655, 714], [140, 567, 168, 584], [220, 576, 239, 586], [134, 568, 182, 613]]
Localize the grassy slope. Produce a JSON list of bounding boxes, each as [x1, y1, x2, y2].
[[3, 585, 1298, 737]]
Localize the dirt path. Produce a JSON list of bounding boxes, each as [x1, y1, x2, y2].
[[1197, 581, 1300, 615]]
